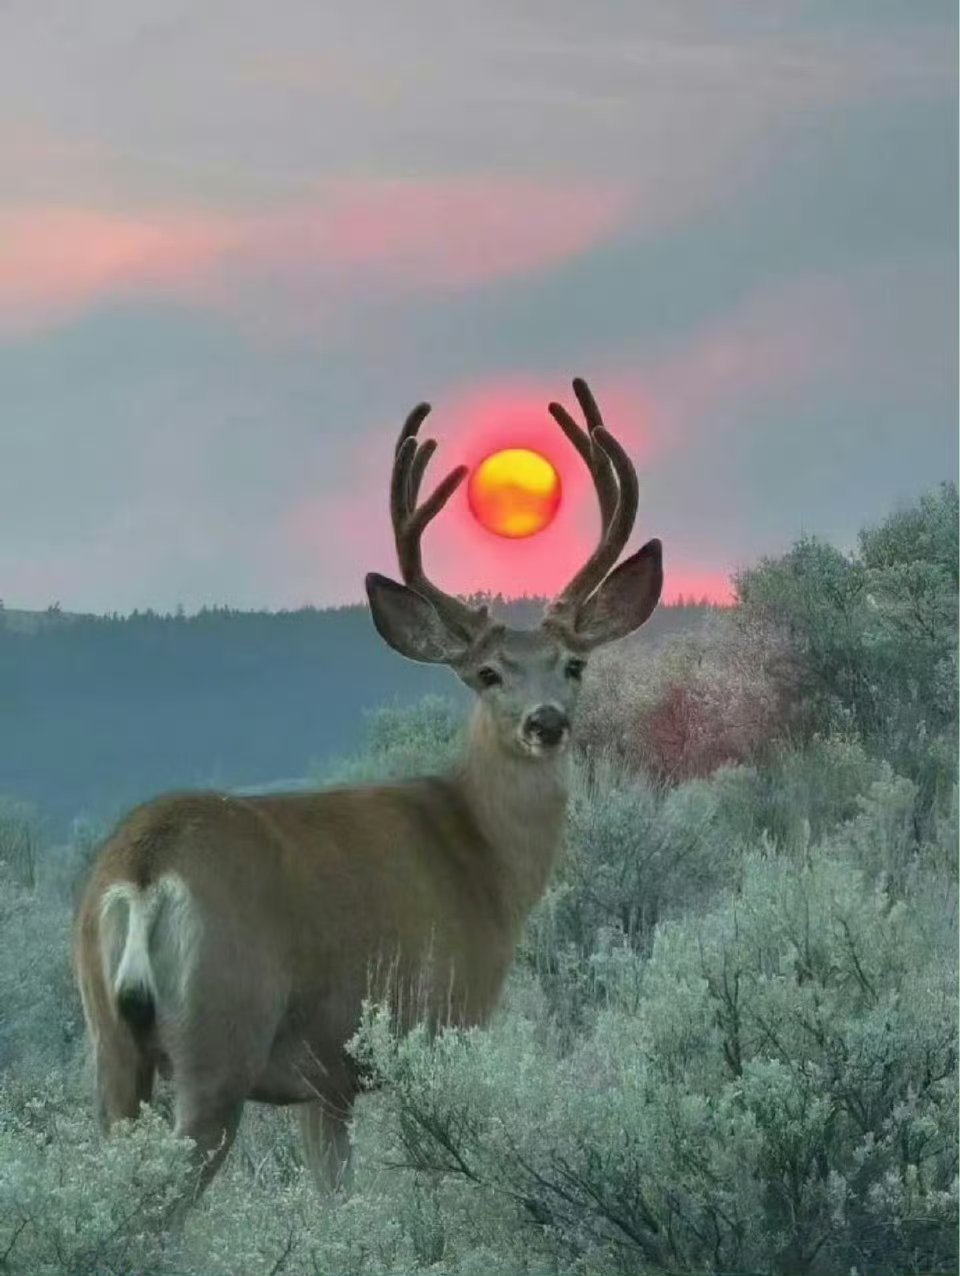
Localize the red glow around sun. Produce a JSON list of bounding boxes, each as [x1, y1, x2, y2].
[[467, 448, 561, 538]]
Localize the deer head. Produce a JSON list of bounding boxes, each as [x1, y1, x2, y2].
[[366, 378, 663, 759]]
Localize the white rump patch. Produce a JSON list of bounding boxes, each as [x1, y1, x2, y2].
[[99, 873, 200, 1016]]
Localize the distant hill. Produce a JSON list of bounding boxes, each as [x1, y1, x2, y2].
[[0, 596, 717, 829]]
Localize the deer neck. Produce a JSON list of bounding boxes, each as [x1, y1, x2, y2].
[[454, 706, 569, 922]]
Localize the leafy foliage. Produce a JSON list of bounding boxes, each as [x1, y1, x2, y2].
[[735, 484, 958, 789]]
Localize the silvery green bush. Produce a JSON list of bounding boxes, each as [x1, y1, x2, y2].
[[316, 693, 464, 786], [0, 863, 83, 1074], [0, 1076, 194, 1276], [353, 843, 958, 1275], [0, 797, 45, 890]]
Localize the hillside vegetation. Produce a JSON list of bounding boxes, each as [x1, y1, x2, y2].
[[0, 483, 956, 1275]]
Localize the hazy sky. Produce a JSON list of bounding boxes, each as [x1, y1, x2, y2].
[[1, 1, 956, 613]]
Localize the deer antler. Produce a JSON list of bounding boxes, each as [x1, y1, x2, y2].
[[390, 403, 490, 643], [545, 377, 639, 621]]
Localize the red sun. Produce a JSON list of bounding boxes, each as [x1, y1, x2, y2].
[[468, 448, 561, 538]]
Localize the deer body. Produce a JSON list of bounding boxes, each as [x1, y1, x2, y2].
[[76, 715, 566, 1099], [74, 378, 662, 1200]]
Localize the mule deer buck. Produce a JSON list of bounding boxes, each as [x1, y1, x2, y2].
[[73, 377, 662, 1201]]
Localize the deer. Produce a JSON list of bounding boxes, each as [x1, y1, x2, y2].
[[73, 377, 663, 1203]]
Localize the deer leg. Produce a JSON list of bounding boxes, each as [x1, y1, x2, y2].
[[93, 1024, 155, 1131], [165, 975, 280, 1198], [299, 1098, 354, 1194], [173, 1087, 244, 1199]]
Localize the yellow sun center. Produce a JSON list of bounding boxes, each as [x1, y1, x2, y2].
[[468, 448, 561, 538]]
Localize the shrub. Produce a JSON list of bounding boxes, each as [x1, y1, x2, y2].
[[0, 1067, 566, 1276], [0, 1076, 195, 1276], [0, 796, 46, 890], [353, 847, 958, 1276], [525, 735, 895, 988], [531, 758, 741, 958], [709, 734, 887, 855], [736, 486, 958, 765], [577, 611, 792, 784], [0, 862, 83, 1075], [316, 695, 464, 786]]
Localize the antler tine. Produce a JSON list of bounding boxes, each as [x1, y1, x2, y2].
[[395, 402, 431, 457], [547, 378, 640, 617], [389, 403, 489, 642], [547, 378, 619, 530], [407, 437, 437, 512], [393, 403, 433, 523]]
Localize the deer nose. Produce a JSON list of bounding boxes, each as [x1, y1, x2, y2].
[[523, 705, 569, 747]]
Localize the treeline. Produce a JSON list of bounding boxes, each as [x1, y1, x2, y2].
[[0, 593, 714, 827]]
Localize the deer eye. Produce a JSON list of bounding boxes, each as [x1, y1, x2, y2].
[[477, 666, 503, 688], [565, 658, 586, 680]]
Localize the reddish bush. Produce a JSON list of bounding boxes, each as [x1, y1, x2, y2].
[[643, 678, 780, 782], [577, 611, 793, 783]]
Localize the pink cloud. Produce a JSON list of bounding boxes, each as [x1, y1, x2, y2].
[[0, 208, 238, 334], [661, 569, 733, 605], [293, 178, 628, 291], [0, 178, 628, 336]]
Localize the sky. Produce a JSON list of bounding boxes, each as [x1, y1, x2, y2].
[[0, 0, 956, 614]]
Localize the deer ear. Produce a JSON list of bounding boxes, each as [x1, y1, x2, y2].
[[573, 539, 663, 649], [365, 573, 469, 665]]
